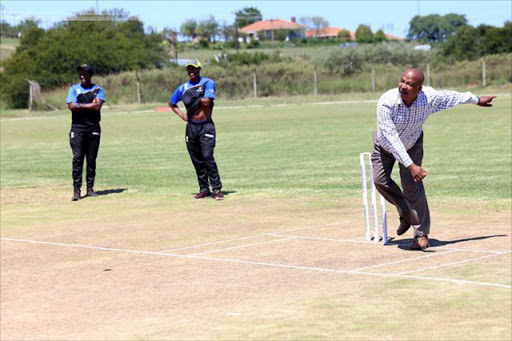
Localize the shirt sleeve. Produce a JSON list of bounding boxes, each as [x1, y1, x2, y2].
[[204, 79, 215, 99], [377, 101, 414, 167], [95, 86, 106, 102], [431, 90, 479, 114], [66, 86, 77, 104], [170, 86, 183, 106]]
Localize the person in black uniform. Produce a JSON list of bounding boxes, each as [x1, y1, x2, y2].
[[169, 59, 224, 200], [66, 64, 106, 201]]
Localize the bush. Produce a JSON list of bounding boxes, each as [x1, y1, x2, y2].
[[1, 10, 167, 109], [324, 48, 364, 76], [3, 75, 30, 108], [247, 39, 261, 49]]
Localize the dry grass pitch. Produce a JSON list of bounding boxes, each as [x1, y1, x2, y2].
[[1, 187, 510, 340]]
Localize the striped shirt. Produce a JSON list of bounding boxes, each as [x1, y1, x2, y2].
[[376, 86, 479, 167]]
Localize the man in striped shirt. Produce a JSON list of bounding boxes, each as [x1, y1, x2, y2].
[[371, 68, 496, 250]]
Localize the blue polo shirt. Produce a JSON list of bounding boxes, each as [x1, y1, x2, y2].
[[67, 83, 106, 131], [170, 77, 215, 116]]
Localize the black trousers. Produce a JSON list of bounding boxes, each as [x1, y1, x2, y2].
[[70, 130, 101, 192], [371, 131, 430, 237], [186, 120, 222, 193]]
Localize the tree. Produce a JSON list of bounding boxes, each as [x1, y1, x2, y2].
[[407, 13, 467, 43], [1, 9, 167, 108], [443, 13, 468, 35], [235, 7, 262, 29], [337, 29, 351, 42], [0, 18, 40, 38], [16, 18, 41, 37], [197, 15, 219, 42], [374, 29, 387, 42], [180, 19, 197, 40], [220, 21, 235, 42], [355, 24, 374, 43], [442, 21, 512, 60], [299, 16, 329, 36], [442, 25, 479, 60]]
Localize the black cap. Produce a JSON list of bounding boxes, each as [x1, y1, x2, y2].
[[77, 64, 94, 74]]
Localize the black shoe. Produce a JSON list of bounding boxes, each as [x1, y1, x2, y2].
[[71, 191, 81, 201], [396, 217, 411, 236], [87, 188, 98, 197]]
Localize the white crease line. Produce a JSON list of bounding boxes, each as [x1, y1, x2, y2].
[[396, 251, 512, 275], [270, 221, 350, 234], [350, 270, 512, 289], [1, 237, 174, 256], [161, 234, 271, 252], [273, 234, 510, 254], [191, 237, 297, 256], [161, 234, 272, 252], [428, 246, 507, 254], [352, 250, 460, 271], [190, 255, 512, 289], [160, 220, 348, 252], [2, 237, 510, 289]]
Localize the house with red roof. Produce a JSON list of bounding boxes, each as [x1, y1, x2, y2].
[[239, 19, 307, 41], [306, 27, 356, 40], [306, 27, 404, 41]]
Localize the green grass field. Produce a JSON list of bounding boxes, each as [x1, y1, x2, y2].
[[2, 95, 510, 201], [0, 37, 19, 65], [1, 95, 511, 339], [178, 45, 342, 63]]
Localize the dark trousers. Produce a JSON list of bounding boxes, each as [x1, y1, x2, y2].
[[186, 120, 222, 193], [70, 130, 101, 192], [371, 132, 430, 237]]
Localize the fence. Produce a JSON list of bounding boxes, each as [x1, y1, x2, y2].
[[37, 54, 511, 109]]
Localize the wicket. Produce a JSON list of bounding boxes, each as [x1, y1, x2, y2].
[[359, 152, 388, 244]]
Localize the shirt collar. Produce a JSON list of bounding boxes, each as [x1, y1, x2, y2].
[[396, 88, 426, 107]]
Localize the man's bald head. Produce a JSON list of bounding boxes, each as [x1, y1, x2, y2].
[[398, 68, 425, 106], [403, 68, 425, 86]]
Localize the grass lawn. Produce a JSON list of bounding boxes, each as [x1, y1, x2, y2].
[[0, 37, 19, 65], [1, 94, 510, 339]]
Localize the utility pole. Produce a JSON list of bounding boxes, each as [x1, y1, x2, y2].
[[271, 19, 274, 41], [235, 15, 239, 53], [171, 30, 178, 61]]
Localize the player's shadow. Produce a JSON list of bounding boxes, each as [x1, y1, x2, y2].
[[94, 188, 127, 196], [392, 234, 507, 252]]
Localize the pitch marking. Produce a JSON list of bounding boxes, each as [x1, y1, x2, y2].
[[2, 237, 510, 289]]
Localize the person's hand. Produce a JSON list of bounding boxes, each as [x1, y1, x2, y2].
[[408, 163, 427, 182], [477, 95, 496, 107], [181, 114, 188, 122]]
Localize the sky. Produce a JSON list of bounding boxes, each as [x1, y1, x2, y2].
[[1, 0, 511, 38]]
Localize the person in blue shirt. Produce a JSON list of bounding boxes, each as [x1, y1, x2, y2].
[[66, 64, 106, 201], [169, 59, 224, 200]]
